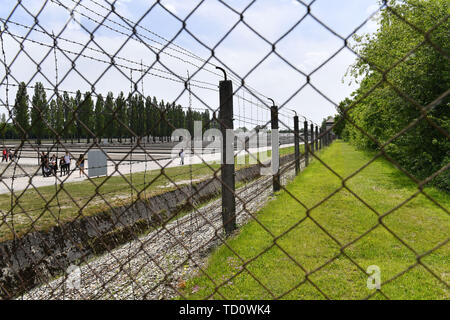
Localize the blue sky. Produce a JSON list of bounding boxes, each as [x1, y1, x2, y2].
[[0, 0, 383, 129]]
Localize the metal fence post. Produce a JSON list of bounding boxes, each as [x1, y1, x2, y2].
[[310, 123, 315, 155], [218, 68, 236, 236], [304, 120, 309, 167], [269, 99, 280, 192], [293, 114, 300, 175]]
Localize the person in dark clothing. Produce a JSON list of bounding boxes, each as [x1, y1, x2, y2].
[[8, 150, 14, 162], [59, 156, 65, 177], [40, 152, 47, 176], [50, 154, 58, 176], [76, 154, 85, 177]]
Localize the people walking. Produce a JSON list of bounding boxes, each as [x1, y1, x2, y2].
[[76, 154, 85, 177], [59, 156, 65, 177], [50, 154, 57, 176], [40, 152, 47, 176], [64, 152, 71, 176], [179, 148, 185, 165], [2, 148, 7, 162]]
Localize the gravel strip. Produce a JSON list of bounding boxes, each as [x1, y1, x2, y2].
[[19, 164, 297, 300]]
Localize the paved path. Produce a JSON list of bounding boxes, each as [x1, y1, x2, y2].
[[0, 144, 295, 195]]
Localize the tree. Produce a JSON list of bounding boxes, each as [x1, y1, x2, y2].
[[116, 92, 127, 143], [136, 95, 145, 141], [74, 90, 82, 143], [151, 96, 159, 141], [80, 92, 94, 143], [62, 91, 73, 143], [94, 94, 105, 142], [202, 109, 211, 132], [344, 0, 449, 190], [127, 94, 138, 143], [48, 99, 57, 141], [104, 92, 115, 143], [145, 96, 153, 142], [13, 82, 29, 138], [55, 96, 64, 141], [0, 113, 6, 142], [30, 82, 47, 144]]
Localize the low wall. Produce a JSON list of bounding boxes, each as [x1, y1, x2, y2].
[[0, 154, 296, 299]]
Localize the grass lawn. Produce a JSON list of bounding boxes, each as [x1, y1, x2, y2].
[[0, 146, 297, 242], [180, 141, 449, 300]]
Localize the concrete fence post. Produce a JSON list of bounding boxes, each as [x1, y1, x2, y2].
[[315, 125, 319, 152], [304, 120, 309, 167], [270, 102, 280, 192], [319, 127, 323, 150], [293, 115, 300, 175], [218, 75, 236, 236]]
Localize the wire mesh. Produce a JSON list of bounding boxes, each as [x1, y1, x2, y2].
[[0, 0, 448, 300]]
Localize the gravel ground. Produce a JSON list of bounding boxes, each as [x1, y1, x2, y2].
[[19, 163, 297, 300]]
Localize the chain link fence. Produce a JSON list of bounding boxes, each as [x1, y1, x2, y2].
[[0, 0, 448, 300]]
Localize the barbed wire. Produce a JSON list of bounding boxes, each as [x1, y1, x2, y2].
[[0, 0, 447, 301]]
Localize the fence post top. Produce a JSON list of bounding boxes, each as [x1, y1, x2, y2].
[[215, 66, 227, 81]]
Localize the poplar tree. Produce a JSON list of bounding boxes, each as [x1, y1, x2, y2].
[[55, 96, 64, 140], [145, 96, 153, 142], [74, 90, 82, 143], [0, 113, 6, 142], [62, 91, 72, 143], [94, 94, 105, 142], [13, 82, 29, 138], [116, 92, 127, 143], [104, 92, 115, 143], [30, 82, 47, 144], [80, 92, 94, 143]]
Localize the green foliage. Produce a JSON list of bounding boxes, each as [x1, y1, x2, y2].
[[30, 82, 47, 144], [7, 83, 214, 144], [74, 90, 83, 143], [94, 94, 105, 141], [0, 113, 6, 140], [80, 92, 94, 143], [341, 0, 449, 190], [13, 82, 29, 137]]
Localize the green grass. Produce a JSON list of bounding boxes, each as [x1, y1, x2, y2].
[[180, 141, 449, 300], [0, 146, 296, 242]]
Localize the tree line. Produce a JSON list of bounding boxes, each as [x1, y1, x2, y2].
[[334, 0, 449, 191], [1, 82, 214, 143]]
